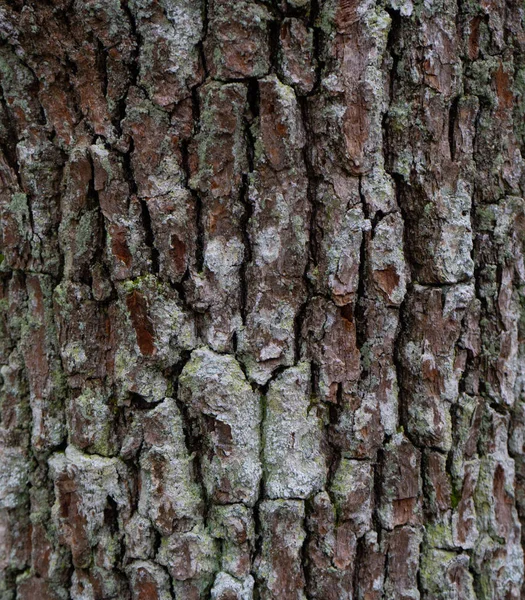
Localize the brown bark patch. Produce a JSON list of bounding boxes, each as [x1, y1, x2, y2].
[[494, 463, 513, 536], [126, 290, 156, 356], [494, 63, 513, 113], [170, 234, 187, 274], [336, 0, 360, 32], [110, 224, 132, 267], [373, 266, 401, 299]]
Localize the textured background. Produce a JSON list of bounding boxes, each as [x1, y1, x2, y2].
[[1, 0, 525, 598]]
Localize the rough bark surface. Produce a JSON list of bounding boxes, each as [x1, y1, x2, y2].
[[1, 0, 525, 598]]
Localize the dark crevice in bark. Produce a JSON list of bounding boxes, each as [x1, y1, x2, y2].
[[448, 95, 460, 161], [95, 37, 109, 100], [127, 392, 164, 411], [115, 2, 140, 137], [152, 529, 162, 560], [296, 92, 319, 365], [325, 382, 344, 486], [239, 173, 252, 328], [87, 156, 109, 289], [239, 79, 258, 328], [355, 176, 369, 359], [139, 198, 159, 275], [0, 88, 23, 189], [268, 15, 282, 75], [306, 0, 323, 97], [251, 500, 265, 600], [172, 356, 210, 526], [373, 447, 385, 544], [293, 300, 308, 364], [352, 533, 366, 598], [384, 8, 402, 108], [383, 7, 411, 442], [199, 0, 210, 78], [300, 506, 312, 600], [190, 86, 205, 273], [370, 209, 388, 236], [62, 53, 86, 134]]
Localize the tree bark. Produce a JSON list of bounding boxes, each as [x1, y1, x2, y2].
[[1, 0, 525, 598]]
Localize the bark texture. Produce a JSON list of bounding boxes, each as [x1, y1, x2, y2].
[[1, 0, 525, 598]]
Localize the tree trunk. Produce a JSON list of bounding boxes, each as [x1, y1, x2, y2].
[[1, 0, 525, 598]]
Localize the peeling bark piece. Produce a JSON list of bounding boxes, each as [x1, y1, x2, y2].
[[0, 348, 29, 452], [49, 446, 131, 571], [420, 549, 475, 600], [179, 348, 262, 505], [471, 532, 523, 600], [0, 49, 63, 275], [54, 280, 108, 383], [240, 76, 309, 384], [157, 524, 218, 592], [127, 561, 172, 600], [67, 382, 118, 457], [355, 531, 385, 600], [0, 444, 29, 510], [0, 153, 32, 273], [72, 0, 135, 120], [383, 526, 422, 600], [386, 2, 474, 286], [360, 165, 397, 220], [138, 399, 203, 536], [401, 177, 475, 284], [22, 275, 66, 450], [187, 81, 248, 351], [27, 473, 70, 595], [301, 297, 361, 404], [112, 275, 197, 402], [305, 491, 355, 600], [368, 213, 408, 306], [475, 431, 522, 558], [398, 284, 475, 450], [348, 303, 400, 457], [70, 567, 129, 600], [0, 45, 51, 139], [312, 180, 365, 306], [146, 191, 197, 284], [477, 197, 525, 408], [449, 394, 482, 485], [424, 450, 453, 512], [378, 433, 421, 530], [209, 504, 255, 579], [255, 500, 306, 600], [124, 514, 155, 561], [205, 0, 271, 80], [264, 363, 326, 499], [211, 572, 254, 600], [278, 19, 316, 95], [89, 141, 150, 280], [130, 0, 204, 107], [59, 146, 98, 282], [452, 459, 480, 550], [124, 87, 184, 198], [330, 459, 373, 537], [189, 82, 248, 199], [310, 1, 391, 176]]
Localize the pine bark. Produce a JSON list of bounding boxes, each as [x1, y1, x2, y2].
[[1, 0, 525, 598]]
